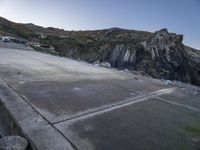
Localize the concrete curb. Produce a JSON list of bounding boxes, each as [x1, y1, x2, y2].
[[0, 79, 74, 150]]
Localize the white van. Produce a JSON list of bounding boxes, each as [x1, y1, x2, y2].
[[2, 36, 10, 42]]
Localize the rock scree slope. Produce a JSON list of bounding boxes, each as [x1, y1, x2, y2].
[[0, 16, 200, 85]]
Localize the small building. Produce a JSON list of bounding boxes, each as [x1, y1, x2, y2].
[[2, 36, 11, 42]]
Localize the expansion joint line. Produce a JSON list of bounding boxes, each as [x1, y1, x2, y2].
[[54, 88, 174, 125]]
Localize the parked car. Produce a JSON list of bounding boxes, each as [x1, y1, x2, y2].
[[2, 36, 10, 42]]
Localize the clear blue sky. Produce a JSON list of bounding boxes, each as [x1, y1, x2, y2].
[[0, 0, 199, 49]]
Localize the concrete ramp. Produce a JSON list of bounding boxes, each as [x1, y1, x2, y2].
[[0, 48, 200, 150]]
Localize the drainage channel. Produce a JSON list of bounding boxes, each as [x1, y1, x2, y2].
[[0, 98, 30, 149], [0, 100, 20, 136]]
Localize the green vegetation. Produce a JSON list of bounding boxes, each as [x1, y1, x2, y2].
[[31, 45, 59, 56], [177, 143, 190, 150], [184, 126, 200, 137], [0, 24, 38, 40]]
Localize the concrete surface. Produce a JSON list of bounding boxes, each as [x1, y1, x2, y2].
[[0, 79, 74, 150], [0, 48, 200, 150]]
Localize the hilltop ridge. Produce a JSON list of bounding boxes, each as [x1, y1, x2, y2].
[[0, 16, 200, 85]]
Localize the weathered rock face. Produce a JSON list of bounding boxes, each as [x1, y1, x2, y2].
[[140, 29, 187, 78], [100, 29, 200, 85], [102, 44, 136, 68]]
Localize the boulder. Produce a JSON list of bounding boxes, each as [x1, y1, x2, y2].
[[0, 136, 28, 150], [100, 62, 111, 68]]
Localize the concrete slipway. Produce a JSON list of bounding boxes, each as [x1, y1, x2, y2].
[[0, 48, 200, 150]]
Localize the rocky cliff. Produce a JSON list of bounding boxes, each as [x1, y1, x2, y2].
[[0, 17, 200, 85], [100, 29, 200, 85]]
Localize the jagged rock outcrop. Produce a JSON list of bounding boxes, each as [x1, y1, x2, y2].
[[0, 17, 200, 85], [100, 29, 200, 85], [140, 29, 200, 85], [102, 44, 136, 68]]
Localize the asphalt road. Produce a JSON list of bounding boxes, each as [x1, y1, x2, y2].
[[0, 48, 200, 150]]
